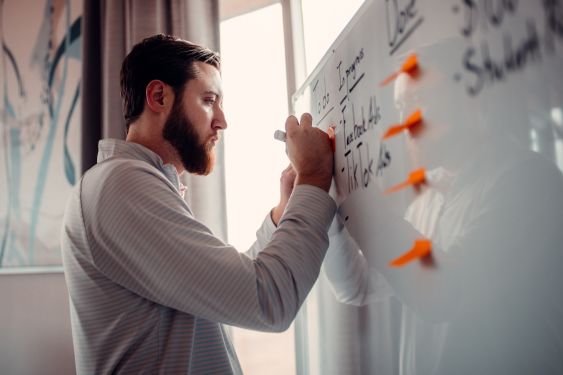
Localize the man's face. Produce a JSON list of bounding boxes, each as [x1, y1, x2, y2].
[[163, 61, 226, 175]]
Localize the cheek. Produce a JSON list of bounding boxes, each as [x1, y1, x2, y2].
[[190, 107, 212, 128]]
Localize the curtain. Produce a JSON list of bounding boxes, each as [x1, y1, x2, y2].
[[81, 0, 227, 241]]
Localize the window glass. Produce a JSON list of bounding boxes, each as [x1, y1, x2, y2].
[[220, 5, 295, 375]]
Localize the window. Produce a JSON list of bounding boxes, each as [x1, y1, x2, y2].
[[221, 4, 295, 375], [220, 2, 365, 374]]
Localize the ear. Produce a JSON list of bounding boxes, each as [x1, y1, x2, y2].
[[145, 80, 173, 114]]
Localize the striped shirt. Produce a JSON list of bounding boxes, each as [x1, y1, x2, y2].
[[61, 139, 336, 374]]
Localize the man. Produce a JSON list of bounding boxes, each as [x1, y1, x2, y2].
[[61, 34, 336, 374]]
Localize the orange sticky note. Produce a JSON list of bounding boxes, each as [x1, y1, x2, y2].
[[389, 239, 432, 267], [385, 168, 426, 194], [400, 53, 418, 74], [382, 109, 423, 139], [379, 53, 419, 87]]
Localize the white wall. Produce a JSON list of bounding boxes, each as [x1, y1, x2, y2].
[[0, 271, 75, 375]]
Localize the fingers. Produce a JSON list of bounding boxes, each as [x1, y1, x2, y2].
[[281, 164, 296, 179], [282, 164, 296, 177], [285, 115, 298, 134], [300, 113, 313, 128], [285, 113, 313, 133], [284, 165, 297, 185], [282, 112, 334, 192]]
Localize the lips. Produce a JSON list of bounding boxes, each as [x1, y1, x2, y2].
[[208, 135, 219, 148]]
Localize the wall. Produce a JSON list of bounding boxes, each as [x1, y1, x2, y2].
[[1, 1, 81, 372], [0, 271, 75, 374]]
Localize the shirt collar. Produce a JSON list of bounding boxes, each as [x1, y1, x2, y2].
[[97, 139, 185, 197]]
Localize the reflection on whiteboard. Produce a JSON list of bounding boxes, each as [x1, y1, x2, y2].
[[293, 0, 563, 374], [0, 0, 82, 268]]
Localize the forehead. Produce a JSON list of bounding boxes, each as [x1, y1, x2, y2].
[[186, 61, 223, 96]]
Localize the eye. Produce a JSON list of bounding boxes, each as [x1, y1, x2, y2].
[[204, 93, 220, 103]]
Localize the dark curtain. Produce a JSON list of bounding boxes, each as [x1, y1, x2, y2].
[[81, 0, 227, 240]]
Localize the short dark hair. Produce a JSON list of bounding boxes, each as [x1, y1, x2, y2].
[[120, 34, 221, 130]]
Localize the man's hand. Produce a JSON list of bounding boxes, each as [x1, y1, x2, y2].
[[271, 164, 296, 226], [285, 113, 334, 192]]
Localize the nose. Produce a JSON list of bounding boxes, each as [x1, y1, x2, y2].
[[213, 106, 228, 130]]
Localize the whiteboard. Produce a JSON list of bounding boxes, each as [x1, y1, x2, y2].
[[293, 0, 563, 374]]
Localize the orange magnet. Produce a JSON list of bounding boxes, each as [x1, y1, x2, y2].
[[389, 239, 432, 267], [379, 53, 419, 87], [385, 168, 426, 194], [327, 125, 336, 152], [382, 109, 423, 140]]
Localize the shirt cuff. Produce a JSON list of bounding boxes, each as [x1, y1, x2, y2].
[[256, 210, 278, 247], [280, 184, 337, 233]]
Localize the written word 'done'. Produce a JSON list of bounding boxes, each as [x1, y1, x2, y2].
[[385, 0, 424, 55]]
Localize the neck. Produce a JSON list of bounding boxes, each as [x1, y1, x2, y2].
[[126, 123, 185, 174]]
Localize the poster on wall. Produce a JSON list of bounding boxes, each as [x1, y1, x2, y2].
[[0, 0, 82, 270]]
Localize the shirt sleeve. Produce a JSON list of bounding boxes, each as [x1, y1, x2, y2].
[[81, 160, 336, 331], [323, 225, 394, 306], [245, 211, 277, 259]]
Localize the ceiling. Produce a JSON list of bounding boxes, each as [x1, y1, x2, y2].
[[219, 0, 279, 21]]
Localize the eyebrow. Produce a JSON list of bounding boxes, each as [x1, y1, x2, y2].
[[203, 90, 223, 99]]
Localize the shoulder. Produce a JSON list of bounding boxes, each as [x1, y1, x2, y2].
[[84, 158, 178, 196], [80, 157, 184, 216], [86, 157, 167, 184]]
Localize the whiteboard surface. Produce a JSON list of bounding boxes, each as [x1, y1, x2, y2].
[[293, 0, 563, 374]]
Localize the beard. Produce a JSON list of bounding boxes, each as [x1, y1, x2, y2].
[[162, 100, 215, 175]]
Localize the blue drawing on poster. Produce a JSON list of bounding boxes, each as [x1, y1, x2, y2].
[[0, 0, 82, 267]]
